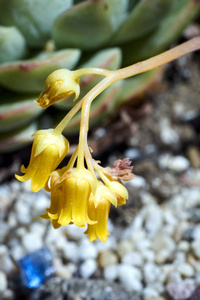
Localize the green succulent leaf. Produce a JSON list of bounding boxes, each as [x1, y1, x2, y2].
[[0, 94, 42, 132], [0, 26, 27, 63], [54, 47, 122, 109], [0, 122, 37, 153], [117, 68, 163, 105], [111, 0, 172, 45], [0, 49, 81, 93], [53, 0, 129, 50], [0, 0, 73, 47], [122, 0, 200, 65]]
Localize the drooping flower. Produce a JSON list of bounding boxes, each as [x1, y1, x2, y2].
[[36, 69, 80, 108], [41, 168, 97, 227], [85, 182, 112, 243], [15, 129, 69, 192]]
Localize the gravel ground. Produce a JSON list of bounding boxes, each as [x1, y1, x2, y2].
[[0, 47, 200, 300]]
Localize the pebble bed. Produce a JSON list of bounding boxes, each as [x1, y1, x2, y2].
[[0, 52, 200, 300], [0, 160, 200, 300]]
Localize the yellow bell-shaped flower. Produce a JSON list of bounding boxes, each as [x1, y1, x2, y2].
[[41, 168, 97, 228], [36, 69, 80, 108], [85, 181, 111, 243], [15, 129, 69, 192]]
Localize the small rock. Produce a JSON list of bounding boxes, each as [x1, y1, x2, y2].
[[104, 265, 119, 281], [187, 146, 200, 169], [22, 232, 43, 252], [79, 240, 98, 260], [122, 251, 143, 267], [176, 263, 194, 277], [128, 176, 146, 189], [177, 241, 190, 252], [98, 250, 118, 268], [117, 240, 133, 258], [190, 285, 200, 300], [159, 154, 190, 172], [192, 224, 200, 241], [63, 241, 80, 263], [143, 263, 161, 284], [79, 259, 97, 279], [118, 264, 143, 292], [167, 272, 182, 283], [141, 250, 155, 262], [0, 271, 7, 292], [166, 280, 194, 300], [192, 240, 200, 259], [143, 287, 159, 299], [0, 246, 15, 274]]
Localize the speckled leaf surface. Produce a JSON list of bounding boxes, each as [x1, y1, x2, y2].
[[53, 0, 129, 50], [0, 49, 81, 93]]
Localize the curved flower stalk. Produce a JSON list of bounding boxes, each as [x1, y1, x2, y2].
[[16, 37, 200, 242]]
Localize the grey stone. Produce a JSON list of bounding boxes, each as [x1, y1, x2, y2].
[[28, 277, 141, 300]]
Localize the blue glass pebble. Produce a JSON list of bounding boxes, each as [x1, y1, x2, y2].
[[18, 247, 55, 289]]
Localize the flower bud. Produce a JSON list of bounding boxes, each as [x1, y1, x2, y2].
[[36, 69, 80, 108]]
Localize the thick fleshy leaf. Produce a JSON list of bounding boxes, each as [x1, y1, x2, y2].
[[0, 26, 27, 63], [122, 0, 200, 65], [0, 94, 42, 132], [0, 0, 72, 47], [62, 80, 122, 134], [0, 122, 37, 153], [111, 0, 172, 45], [53, 0, 129, 50], [0, 49, 81, 93], [117, 68, 163, 105], [54, 47, 122, 109]]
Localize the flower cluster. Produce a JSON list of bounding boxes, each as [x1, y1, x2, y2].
[[15, 68, 135, 242], [16, 39, 195, 241], [16, 125, 133, 242]]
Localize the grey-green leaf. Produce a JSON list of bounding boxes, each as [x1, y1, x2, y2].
[[0, 94, 42, 132], [0, 49, 81, 93], [0, 0, 73, 47], [122, 0, 200, 65], [0, 26, 27, 63], [53, 0, 129, 50], [111, 0, 172, 45], [0, 122, 37, 153]]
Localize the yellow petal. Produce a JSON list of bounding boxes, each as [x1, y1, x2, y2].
[[73, 179, 90, 227]]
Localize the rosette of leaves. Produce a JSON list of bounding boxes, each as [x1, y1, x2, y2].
[[0, 0, 199, 152]]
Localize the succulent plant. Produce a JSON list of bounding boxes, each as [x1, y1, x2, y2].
[[0, 0, 199, 152]]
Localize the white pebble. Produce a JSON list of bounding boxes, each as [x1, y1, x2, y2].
[[32, 194, 49, 214], [122, 251, 143, 267], [63, 241, 80, 263], [0, 271, 7, 292], [15, 201, 31, 225], [177, 241, 190, 252], [143, 287, 159, 299], [29, 222, 46, 237], [117, 240, 133, 258], [144, 205, 163, 237], [118, 264, 143, 292], [128, 176, 146, 189], [159, 154, 189, 172], [141, 250, 155, 262], [79, 241, 98, 260], [192, 224, 200, 240], [64, 224, 86, 241], [167, 271, 182, 283], [104, 265, 119, 281], [22, 232, 43, 252], [192, 240, 200, 258], [176, 263, 194, 277], [143, 263, 161, 283], [79, 259, 97, 278], [0, 246, 15, 274]]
